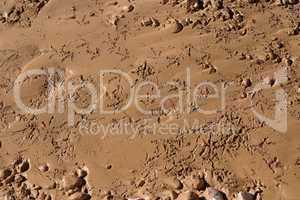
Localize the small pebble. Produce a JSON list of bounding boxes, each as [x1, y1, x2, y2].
[[122, 4, 134, 12], [172, 20, 184, 33], [39, 164, 49, 173], [242, 78, 252, 88], [106, 164, 112, 170]]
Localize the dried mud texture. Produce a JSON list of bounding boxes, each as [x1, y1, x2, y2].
[[0, 0, 300, 199]]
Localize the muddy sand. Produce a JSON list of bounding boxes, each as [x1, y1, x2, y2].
[[0, 0, 300, 199]]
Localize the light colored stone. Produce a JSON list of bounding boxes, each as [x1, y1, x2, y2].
[[39, 164, 49, 173]]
